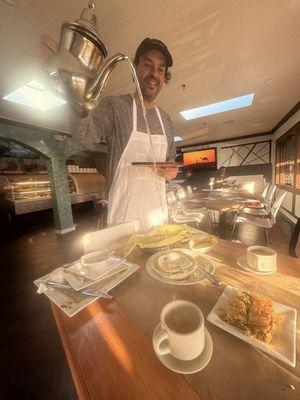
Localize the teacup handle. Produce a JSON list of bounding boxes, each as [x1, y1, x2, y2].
[[258, 259, 264, 269], [153, 329, 170, 356]]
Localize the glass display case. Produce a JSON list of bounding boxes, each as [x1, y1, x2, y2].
[[0, 172, 106, 215]]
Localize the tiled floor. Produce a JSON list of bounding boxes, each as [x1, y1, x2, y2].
[[0, 205, 297, 399]]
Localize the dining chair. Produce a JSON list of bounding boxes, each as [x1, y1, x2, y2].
[[262, 183, 270, 200], [264, 183, 276, 206], [176, 187, 187, 202], [185, 185, 193, 198], [92, 197, 108, 230], [231, 189, 287, 245], [289, 217, 300, 258], [238, 183, 274, 215], [166, 190, 206, 230], [83, 220, 141, 254]]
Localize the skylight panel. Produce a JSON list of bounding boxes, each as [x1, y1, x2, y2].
[[174, 136, 183, 142], [180, 93, 254, 120], [3, 80, 67, 111]]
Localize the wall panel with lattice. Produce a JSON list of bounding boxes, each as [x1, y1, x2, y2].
[[220, 141, 271, 167]]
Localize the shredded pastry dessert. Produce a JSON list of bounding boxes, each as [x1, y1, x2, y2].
[[221, 291, 281, 343]]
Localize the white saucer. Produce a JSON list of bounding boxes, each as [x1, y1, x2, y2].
[[152, 323, 213, 374], [237, 256, 277, 275]]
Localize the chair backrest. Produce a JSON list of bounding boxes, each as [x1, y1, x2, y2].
[[176, 187, 186, 201], [83, 220, 140, 254], [289, 217, 300, 258], [261, 183, 270, 199], [240, 181, 255, 194], [270, 189, 286, 220], [185, 185, 193, 198], [166, 191, 177, 206], [265, 184, 276, 204]]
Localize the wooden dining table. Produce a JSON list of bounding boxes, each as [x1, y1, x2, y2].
[[51, 238, 300, 400], [186, 189, 263, 239]]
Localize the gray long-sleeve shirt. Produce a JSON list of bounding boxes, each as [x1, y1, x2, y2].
[[69, 94, 176, 188]]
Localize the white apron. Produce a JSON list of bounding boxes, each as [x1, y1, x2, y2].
[[107, 97, 168, 230]]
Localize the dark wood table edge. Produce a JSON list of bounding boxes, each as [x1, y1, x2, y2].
[[51, 299, 202, 400]]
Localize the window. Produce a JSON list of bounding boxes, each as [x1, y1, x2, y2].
[[275, 121, 300, 191]]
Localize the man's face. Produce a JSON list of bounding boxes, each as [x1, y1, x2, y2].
[[135, 49, 167, 102]]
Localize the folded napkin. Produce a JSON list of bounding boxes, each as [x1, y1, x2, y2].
[[123, 224, 197, 256]]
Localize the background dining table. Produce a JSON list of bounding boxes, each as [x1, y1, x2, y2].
[[186, 189, 263, 239], [51, 237, 299, 400]]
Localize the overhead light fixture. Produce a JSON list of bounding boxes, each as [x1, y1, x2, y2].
[[3, 80, 67, 111], [180, 93, 254, 120], [174, 136, 183, 142]]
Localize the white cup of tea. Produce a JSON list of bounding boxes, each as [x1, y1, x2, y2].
[[247, 246, 277, 272], [153, 300, 205, 361]]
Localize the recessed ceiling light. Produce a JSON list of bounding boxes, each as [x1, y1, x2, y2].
[[174, 136, 183, 142], [2, 80, 67, 111], [180, 93, 255, 120]]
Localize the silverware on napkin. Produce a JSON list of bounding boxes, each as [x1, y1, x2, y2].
[[197, 264, 222, 286], [45, 281, 113, 299]]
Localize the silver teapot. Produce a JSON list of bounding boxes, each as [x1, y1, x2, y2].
[[44, 1, 129, 116]]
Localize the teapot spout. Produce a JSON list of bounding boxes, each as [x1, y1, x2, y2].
[[86, 53, 130, 104]]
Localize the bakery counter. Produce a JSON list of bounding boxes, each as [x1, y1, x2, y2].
[[0, 172, 107, 215]]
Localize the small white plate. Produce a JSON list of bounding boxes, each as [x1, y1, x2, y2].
[[207, 285, 297, 367], [63, 262, 128, 291], [188, 234, 218, 254], [146, 250, 215, 285], [152, 323, 213, 374], [237, 256, 277, 275], [66, 256, 125, 282]]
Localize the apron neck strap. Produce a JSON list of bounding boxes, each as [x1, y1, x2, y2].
[[132, 95, 166, 137], [132, 96, 137, 131]]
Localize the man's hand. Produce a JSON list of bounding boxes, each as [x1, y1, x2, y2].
[[36, 34, 58, 68], [156, 166, 178, 181]]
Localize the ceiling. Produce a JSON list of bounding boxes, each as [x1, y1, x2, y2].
[[0, 0, 299, 146]]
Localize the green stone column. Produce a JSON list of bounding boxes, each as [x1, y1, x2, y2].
[[46, 158, 75, 234]]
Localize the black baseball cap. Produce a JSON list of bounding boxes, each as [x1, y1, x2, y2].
[[134, 38, 173, 68]]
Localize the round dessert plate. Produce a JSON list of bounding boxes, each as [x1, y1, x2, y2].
[[152, 323, 213, 374], [237, 256, 277, 275]]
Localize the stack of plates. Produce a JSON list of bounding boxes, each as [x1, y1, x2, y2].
[[146, 249, 215, 285], [151, 251, 196, 280], [34, 250, 140, 317], [63, 252, 127, 291]]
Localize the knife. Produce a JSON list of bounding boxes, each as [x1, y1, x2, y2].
[[45, 281, 113, 298], [196, 264, 222, 286]]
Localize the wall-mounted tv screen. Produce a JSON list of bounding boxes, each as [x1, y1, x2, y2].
[[183, 148, 217, 170]]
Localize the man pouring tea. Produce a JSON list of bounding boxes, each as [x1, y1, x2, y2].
[[38, 36, 178, 230]]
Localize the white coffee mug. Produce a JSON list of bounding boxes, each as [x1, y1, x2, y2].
[[247, 246, 277, 272], [153, 300, 205, 361]]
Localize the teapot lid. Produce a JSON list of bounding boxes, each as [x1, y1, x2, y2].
[[63, 0, 108, 58]]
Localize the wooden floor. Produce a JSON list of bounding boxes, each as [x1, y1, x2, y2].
[[0, 204, 297, 399]]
